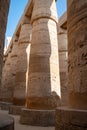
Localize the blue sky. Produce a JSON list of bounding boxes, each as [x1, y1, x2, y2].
[[6, 0, 67, 37]]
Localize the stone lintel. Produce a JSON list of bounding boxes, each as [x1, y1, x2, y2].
[[21, 16, 30, 25], [59, 12, 67, 29], [20, 108, 55, 126], [16, 25, 21, 37], [4, 15, 21, 56], [25, 0, 33, 19], [56, 107, 87, 130], [58, 27, 67, 35]]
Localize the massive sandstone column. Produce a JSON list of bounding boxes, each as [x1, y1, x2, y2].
[[27, 0, 61, 110], [56, 1, 87, 130], [0, 49, 12, 102], [0, 36, 18, 103], [0, 1, 14, 130], [20, 0, 61, 126], [13, 17, 31, 106], [0, 0, 10, 88], [58, 28, 68, 106], [68, 0, 87, 110]]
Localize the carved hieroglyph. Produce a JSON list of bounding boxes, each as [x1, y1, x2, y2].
[[68, 0, 87, 109]]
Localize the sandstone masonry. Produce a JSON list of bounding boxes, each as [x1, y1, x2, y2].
[[0, 0, 14, 130]]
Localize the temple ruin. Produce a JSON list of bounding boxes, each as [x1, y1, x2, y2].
[[0, 0, 87, 130]]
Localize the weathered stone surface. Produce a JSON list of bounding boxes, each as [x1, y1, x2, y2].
[[56, 107, 87, 130], [26, 0, 61, 110], [1, 0, 87, 129], [0, 51, 12, 102], [58, 28, 68, 106], [0, 0, 10, 88], [9, 105, 23, 115], [20, 0, 61, 126], [0, 114, 14, 130], [56, 1, 87, 130], [26, 96, 60, 110], [67, 0, 87, 109], [0, 102, 12, 111], [0, 1, 14, 130], [13, 21, 31, 106], [20, 108, 55, 126], [0, 36, 18, 103], [31, 0, 58, 24], [59, 12, 67, 29]]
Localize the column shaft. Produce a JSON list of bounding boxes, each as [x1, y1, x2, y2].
[[68, 0, 87, 109], [0, 37, 18, 102], [56, 1, 87, 130], [58, 28, 68, 106], [13, 21, 31, 106], [26, 0, 61, 109], [0, 0, 10, 88]]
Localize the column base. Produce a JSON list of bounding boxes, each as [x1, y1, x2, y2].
[[56, 107, 87, 130], [9, 105, 23, 115], [0, 102, 13, 111], [20, 108, 55, 126], [0, 114, 14, 130]]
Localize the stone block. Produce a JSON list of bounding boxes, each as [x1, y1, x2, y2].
[[56, 107, 87, 130], [20, 108, 55, 126], [0, 102, 13, 111], [0, 114, 14, 130], [9, 105, 23, 115]]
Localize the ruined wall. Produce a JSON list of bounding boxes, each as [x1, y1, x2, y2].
[[0, 0, 10, 88]]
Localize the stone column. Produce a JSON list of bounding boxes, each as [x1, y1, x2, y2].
[[0, 0, 11, 103], [68, 0, 87, 110], [0, 36, 18, 103], [56, 1, 87, 130], [0, 49, 12, 102], [58, 28, 68, 106], [28, 0, 60, 110], [0, 1, 14, 130], [13, 16, 31, 106], [0, 0, 10, 88], [20, 0, 61, 126]]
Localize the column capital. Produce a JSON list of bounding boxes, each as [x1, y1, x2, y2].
[[31, 0, 58, 24], [18, 23, 32, 44]]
